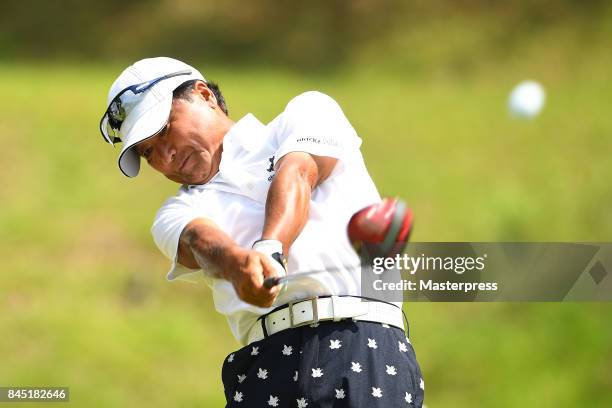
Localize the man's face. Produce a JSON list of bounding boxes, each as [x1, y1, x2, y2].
[[135, 82, 232, 185]]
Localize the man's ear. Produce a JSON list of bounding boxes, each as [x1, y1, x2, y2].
[[193, 80, 218, 107]]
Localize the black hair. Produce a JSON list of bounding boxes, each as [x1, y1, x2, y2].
[[172, 79, 228, 115]]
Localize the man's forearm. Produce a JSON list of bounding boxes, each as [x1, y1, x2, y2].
[[179, 219, 282, 307], [261, 158, 315, 256], [180, 219, 243, 280]]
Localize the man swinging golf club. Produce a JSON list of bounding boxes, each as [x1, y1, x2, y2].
[[99, 56, 424, 407]]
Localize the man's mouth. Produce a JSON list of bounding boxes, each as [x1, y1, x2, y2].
[[179, 151, 193, 172]]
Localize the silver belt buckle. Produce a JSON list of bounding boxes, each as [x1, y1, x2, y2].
[[289, 296, 319, 328]]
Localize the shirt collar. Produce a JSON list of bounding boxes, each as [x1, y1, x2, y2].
[[222, 113, 267, 152], [183, 113, 267, 191]]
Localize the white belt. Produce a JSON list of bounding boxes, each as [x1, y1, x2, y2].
[[246, 296, 405, 345]]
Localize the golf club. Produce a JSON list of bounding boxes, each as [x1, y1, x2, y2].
[[264, 198, 414, 289]]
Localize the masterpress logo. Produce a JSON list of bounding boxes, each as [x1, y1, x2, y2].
[[361, 243, 612, 302], [372, 253, 488, 275]]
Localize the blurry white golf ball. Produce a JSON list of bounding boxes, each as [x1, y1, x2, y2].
[[508, 80, 546, 119]]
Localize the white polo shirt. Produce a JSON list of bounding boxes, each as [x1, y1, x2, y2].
[[151, 91, 381, 345]]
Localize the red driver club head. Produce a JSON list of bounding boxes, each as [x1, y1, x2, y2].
[[347, 197, 414, 259]]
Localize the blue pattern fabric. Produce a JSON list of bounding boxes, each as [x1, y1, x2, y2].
[[222, 320, 425, 407]]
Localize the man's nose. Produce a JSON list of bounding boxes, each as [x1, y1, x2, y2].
[[158, 140, 176, 165]]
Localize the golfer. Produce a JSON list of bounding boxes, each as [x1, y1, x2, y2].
[[99, 57, 424, 407]]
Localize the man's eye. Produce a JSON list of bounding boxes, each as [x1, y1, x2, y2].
[[143, 147, 152, 159], [160, 124, 169, 137]]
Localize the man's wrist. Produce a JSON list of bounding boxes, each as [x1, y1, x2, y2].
[[219, 245, 247, 281], [252, 239, 287, 271], [252, 239, 283, 253]]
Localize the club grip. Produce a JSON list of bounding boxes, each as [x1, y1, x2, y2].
[[263, 276, 280, 289]]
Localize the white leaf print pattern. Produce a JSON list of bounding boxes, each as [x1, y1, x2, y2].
[[329, 339, 342, 349], [267, 395, 279, 407], [257, 368, 268, 379], [311, 368, 323, 378]]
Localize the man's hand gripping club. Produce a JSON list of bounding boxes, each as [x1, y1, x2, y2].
[[178, 219, 283, 308]]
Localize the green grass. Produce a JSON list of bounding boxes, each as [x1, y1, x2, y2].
[[1, 32, 612, 407]]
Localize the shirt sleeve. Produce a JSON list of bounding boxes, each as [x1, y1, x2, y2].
[[151, 194, 210, 282], [274, 91, 362, 165]]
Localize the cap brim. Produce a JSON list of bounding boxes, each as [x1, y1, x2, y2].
[[117, 95, 173, 177]]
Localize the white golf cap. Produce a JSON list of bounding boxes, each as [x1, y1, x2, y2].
[[102, 57, 205, 177]]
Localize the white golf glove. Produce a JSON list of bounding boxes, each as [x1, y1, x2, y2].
[[252, 239, 287, 279]]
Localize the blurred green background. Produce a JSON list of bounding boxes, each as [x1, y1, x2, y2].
[[1, 1, 611, 406]]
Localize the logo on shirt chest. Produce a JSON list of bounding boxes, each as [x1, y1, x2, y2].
[[267, 156, 275, 181], [267, 156, 275, 172]]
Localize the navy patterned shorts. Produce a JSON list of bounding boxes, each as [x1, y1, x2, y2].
[[222, 319, 425, 407]]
